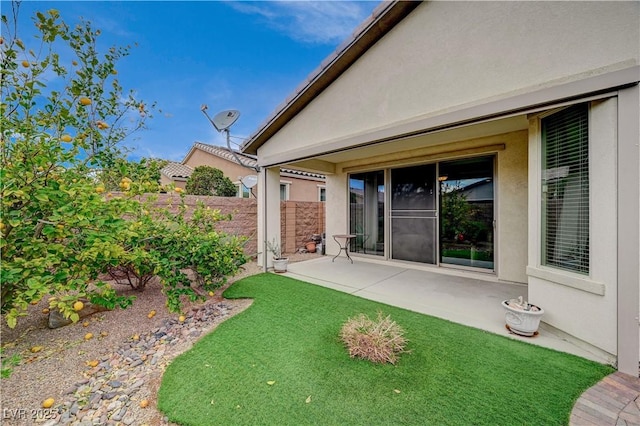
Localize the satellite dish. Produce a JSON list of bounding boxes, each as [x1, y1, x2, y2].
[[212, 110, 240, 131], [241, 174, 258, 189]]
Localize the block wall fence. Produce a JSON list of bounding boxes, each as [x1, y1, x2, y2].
[[147, 194, 325, 256]]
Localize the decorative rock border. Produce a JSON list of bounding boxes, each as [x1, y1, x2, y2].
[[42, 301, 240, 425]]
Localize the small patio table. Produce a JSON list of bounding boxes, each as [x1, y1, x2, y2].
[[332, 234, 356, 263]]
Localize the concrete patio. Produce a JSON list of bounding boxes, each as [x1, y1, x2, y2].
[[283, 255, 614, 366]]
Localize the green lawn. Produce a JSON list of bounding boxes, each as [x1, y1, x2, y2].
[[158, 273, 613, 425]]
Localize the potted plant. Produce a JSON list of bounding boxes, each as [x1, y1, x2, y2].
[[266, 238, 288, 273], [502, 296, 544, 337], [305, 240, 316, 253]]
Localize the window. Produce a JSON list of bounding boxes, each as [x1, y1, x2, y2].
[[236, 182, 250, 198], [541, 103, 589, 274], [280, 183, 290, 201], [318, 186, 326, 202]]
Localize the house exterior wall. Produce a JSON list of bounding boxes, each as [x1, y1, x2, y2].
[[160, 174, 186, 189], [286, 177, 325, 202], [527, 98, 619, 356], [257, 1, 638, 164]]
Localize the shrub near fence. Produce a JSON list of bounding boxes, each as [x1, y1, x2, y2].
[[144, 194, 325, 256]]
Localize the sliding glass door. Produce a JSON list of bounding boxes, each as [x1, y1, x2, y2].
[[349, 171, 384, 256], [348, 155, 495, 271], [439, 156, 494, 270], [390, 164, 437, 264]]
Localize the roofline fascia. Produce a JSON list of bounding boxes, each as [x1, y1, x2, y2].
[[241, 0, 421, 155], [181, 144, 198, 164]]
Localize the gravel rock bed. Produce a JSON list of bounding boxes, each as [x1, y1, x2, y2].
[[45, 301, 250, 426], [0, 263, 259, 426]]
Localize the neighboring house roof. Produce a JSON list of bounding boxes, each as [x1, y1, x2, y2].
[[188, 142, 325, 181], [161, 162, 193, 179], [186, 142, 258, 169], [241, 1, 419, 155]]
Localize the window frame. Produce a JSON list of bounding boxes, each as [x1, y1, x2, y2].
[[538, 102, 592, 276]]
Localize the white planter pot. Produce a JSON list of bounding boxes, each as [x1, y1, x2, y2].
[[502, 300, 544, 337], [272, 258, 288, 273]]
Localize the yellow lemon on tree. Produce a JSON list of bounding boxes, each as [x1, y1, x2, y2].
[[95, 186, 105, 194], [42, 398, 55, 408], [21, 60, 30, 68], [73, 301, 84, 311], [79, 97, 92, 106], [60, 134, 72, 142]]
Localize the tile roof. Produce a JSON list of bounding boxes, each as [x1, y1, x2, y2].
[[161, 162, 193, 178], [191, 142, 258, 168]]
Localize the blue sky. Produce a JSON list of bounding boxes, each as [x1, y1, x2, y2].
[[4, 1, 382, 161]]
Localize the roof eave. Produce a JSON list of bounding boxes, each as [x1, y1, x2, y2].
[[241, 0, 420, 156]]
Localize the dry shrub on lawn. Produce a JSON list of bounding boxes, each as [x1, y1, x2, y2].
[[340, 312, 408, 364]]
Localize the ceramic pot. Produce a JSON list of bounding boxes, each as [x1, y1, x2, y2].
[[272, 258, 288, 273], [502, 300, 544, 337]]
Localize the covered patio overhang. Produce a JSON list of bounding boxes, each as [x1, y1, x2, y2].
[[283, 256, 616, 366]]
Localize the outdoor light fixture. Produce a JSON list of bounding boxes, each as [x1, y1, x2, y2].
[[200, 104, 260, 172]]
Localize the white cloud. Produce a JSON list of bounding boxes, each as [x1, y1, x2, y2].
[[228, 1, 380, 45]]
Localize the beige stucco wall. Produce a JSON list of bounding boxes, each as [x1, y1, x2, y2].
[[282, 174, 325, 202], [160, 175, 186, 189], [527, 98, 619, 355], [258, 1, 638, 162]]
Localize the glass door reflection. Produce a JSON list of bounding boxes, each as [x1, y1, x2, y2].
[[439, 156, 494, 270]]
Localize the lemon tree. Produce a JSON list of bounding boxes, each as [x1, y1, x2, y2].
[[0, 5, 150, 327], [1, 5, 248, 329]]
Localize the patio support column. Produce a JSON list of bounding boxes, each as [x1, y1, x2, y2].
[[325, 172, 348, 256], [617, 84, 640, 376], [258, 166, 282, 270]]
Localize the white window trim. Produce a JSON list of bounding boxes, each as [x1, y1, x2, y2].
[[528, 101, 604, 296], [234, 181, 251, 198], [279, 180, 291, 201], [317, 185, 326, 202]]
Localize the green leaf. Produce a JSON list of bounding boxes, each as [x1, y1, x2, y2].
[[34, 193, 49, 202]]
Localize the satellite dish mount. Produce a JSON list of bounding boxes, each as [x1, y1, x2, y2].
[[201, 105, 260, 172]]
